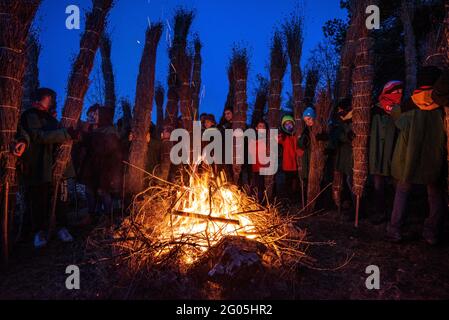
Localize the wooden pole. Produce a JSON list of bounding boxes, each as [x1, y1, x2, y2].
[[355, 195, 360, 228], [2, 182, 9, 264]]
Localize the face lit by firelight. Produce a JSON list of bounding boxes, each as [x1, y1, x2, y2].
[[224, 110, 233, 122], [304, 116, 315, 127]]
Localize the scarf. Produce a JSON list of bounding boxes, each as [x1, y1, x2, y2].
[[411, 86, 440, 111], [379, 80, 403, 114]]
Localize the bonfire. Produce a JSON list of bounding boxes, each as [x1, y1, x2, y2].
[[90, 164, 310, 279]]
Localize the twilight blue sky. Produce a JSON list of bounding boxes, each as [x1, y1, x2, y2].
[[34, 0, 346, 122]]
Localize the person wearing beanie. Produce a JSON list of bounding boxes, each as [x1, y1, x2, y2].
[[297, 107, 316, 183], [327, 97, 355, 217], [303, 106, 317, 123], [277, 114, 301, 201], [387, 66, 446, 245], [20, 88, 78, 248], [368, 81, 403, 224]]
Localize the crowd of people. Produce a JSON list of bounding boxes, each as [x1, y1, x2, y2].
[[10, 65, 449, 250]]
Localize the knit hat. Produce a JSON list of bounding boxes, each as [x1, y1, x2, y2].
[[382, 81, 403, 94], [281, 114, 295, 135], [303, 106, 317, 119]]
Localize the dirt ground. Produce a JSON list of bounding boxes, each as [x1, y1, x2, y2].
[[1, 192, 449, 300]]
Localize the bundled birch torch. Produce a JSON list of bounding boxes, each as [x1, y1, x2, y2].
[[230, 47, 249, 184], [51, 0, 113, 230], [0, 0, 41, 263], [332, 0, 357, 214], [127, 23, 163, 195], [306, 90, 332, 213], [350, 0, 376, 227], [265, 31, 287, 199]]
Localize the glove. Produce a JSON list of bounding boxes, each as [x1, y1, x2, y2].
[[67, 127, 81, 140], [347, 130, 356, 141], [316, 132, 329, 141]]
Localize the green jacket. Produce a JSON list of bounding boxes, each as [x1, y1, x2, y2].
[[329, 120, 353, 176], [20, 108, 71, 186], [369, 106, 397, 176], [391, 102, 446, 185]]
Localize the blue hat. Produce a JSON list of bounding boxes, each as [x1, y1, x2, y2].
[[303, 107, 317, 119]]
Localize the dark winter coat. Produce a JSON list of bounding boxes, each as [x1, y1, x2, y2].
[[20, 108, 72, 187], [297, 127, 311, 180], [78, 126, 123, 193], [146, 136, 162, 175], [432, 70, 449, 107], [329, 120, 353, 176], [369, 105, 398, 176], [391, 99, 446, 185]]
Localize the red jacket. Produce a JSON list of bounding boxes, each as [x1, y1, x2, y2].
[[278, 134, 299, 172]]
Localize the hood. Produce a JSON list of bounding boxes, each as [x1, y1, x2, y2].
[[411, 87, 440, 111]]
